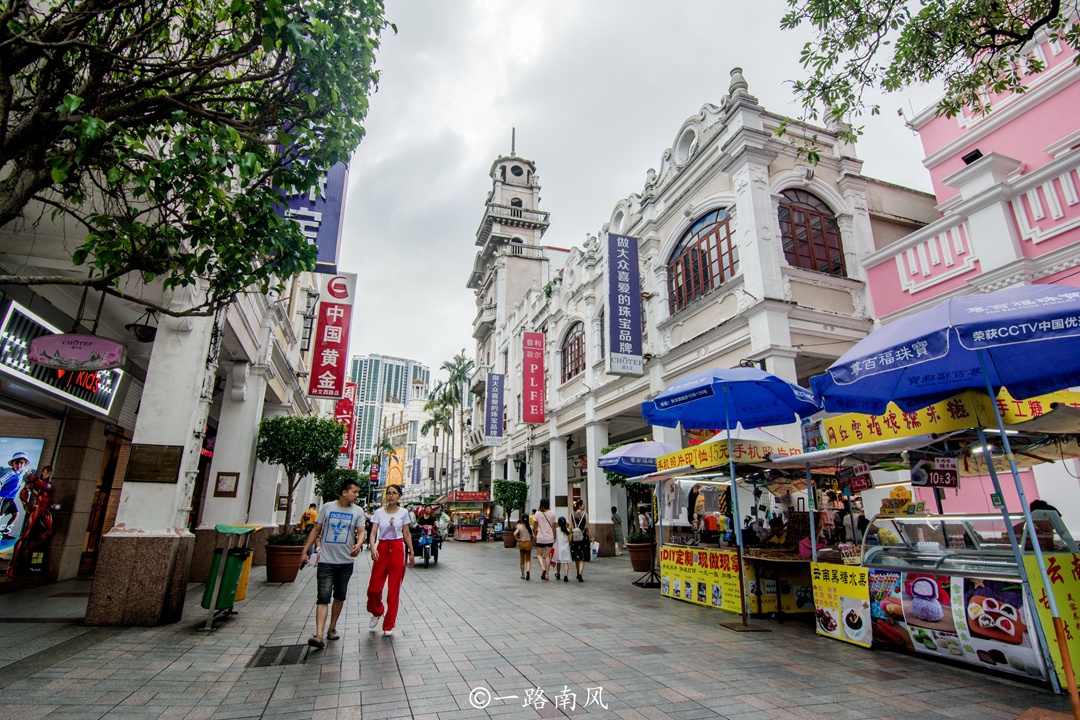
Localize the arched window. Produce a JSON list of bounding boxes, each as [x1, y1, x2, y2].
[[667, 208, 738, 313], [509, 197, 523, 218], [561, 322, 586, 383], [778, 190, 846, 277]]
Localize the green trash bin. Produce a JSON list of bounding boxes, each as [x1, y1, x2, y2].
[[201, 547, 252, 610]]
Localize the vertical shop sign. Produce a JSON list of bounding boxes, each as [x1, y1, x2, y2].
[[605, 234, 643, 376], [334, 382, 356, 468], [522, 332, 545, 423], [484, 373, 505, 446], [281, 161, 349, 274], [307, 273, 356, 399], [411, 458, 421, 485]]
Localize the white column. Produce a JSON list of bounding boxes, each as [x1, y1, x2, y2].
[[549, 436, 569, 518], [529, 445, 544, 513], [200, 362, 268, 526], [585, 422, 611, 522], [652, 425, 682, 447], [114, 315, 218, 531], [248, 403, 290, 527]]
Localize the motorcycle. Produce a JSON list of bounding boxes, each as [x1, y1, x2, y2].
[[414, 524, 442, 567]]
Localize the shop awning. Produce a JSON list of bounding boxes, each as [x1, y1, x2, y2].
[[764, 432, 964, 469]]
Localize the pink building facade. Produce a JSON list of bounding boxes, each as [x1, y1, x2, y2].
[[862, 35, 1080, 524]]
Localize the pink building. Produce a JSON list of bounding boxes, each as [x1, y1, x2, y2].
[[862, 35, 1080, 526]]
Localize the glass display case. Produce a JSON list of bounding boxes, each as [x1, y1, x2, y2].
[[861, 511, 1078, 580]]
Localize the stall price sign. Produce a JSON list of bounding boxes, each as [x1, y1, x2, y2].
[[811, 563, 871, 648], [659, 547, 743, 615], [911, 456, 958, 488], [837, 464, 873, 493]]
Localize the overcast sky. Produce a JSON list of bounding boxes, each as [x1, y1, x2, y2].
[[339, 0, 941, 380]]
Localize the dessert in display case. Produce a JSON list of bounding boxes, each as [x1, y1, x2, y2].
[[852, 512, 1079, 683]]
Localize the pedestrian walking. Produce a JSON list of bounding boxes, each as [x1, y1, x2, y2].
[[301, 479, 367, 649], [570, 499, 590, 582], [366, 484, 415, 637], [514, 513, 533, 580], [300, 503, 318, 533], [611, 506, 624, 556], [553, 516, 571, 582], [532, 497, 557, 581]]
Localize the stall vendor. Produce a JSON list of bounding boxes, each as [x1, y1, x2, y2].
[[762, 517, 787, 546]]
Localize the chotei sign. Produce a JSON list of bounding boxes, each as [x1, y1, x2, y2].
[[29, 333, 125, 371]]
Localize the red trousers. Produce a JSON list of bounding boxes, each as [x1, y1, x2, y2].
[[367, 539, 406, 631]]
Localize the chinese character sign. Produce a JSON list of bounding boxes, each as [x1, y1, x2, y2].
[[411, 458, 421, 485], [811, 562, 871, 647], [307, 273, 356, 399], [605, 234, 643, 376], [484, 373, 505, 445], [522, 332, 545, 423], [334, 382, 357, 468], [281, 161, 348, 274]]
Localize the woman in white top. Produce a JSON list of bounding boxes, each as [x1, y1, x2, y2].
[[531, 497, 557, 581], [366, 484, 415, 637]]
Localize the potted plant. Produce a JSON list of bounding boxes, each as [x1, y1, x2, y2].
[[265, 532, 308, 582], [492, 478, 528, 548], [626, 531, 654, 572]]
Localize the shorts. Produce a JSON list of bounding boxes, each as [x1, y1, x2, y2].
[[570, 539, 590, 562], [535, 542, 553, 548], [316, 562, 354, 604], [0, 497, 17, 517]]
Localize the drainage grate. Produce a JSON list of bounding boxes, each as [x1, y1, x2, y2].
[[247, 644, 310, 668]]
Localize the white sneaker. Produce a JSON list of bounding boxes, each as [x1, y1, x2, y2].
[[383, 629, 394, 638], [368, 615, 381, 631]]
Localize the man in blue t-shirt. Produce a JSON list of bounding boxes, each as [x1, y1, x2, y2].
[[301, 479, 367, 649]]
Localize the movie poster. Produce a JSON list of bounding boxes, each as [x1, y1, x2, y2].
[[0, 437, 49, 580]]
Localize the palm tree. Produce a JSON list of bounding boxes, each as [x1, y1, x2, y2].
[[421, 396, 454, 496], [441, 350, 475, 489], [371, 435, 398, 492]]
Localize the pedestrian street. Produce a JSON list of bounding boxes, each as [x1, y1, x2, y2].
[[0, 541, 1074, 720]]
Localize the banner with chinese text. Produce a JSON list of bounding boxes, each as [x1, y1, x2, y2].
[[522, 332, 545, 423], [281, 161, 348, 274], [307, 273, 356, 399], [605, 234, 643, 376], [1024, 553, 1080, 687], [484, 373, 505, 446], [812, 563, 871, 647], [334, 382, 357, 468], [656, 437, 802, 472], [660, 546, 743, 615], [821, 389, 1080, 450]]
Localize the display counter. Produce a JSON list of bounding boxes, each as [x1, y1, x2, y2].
[[809, 511, 1080, 685]]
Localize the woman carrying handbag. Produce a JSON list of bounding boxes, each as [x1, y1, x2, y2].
[[569, 499, 590, 582], [513, 513, 533, 580]]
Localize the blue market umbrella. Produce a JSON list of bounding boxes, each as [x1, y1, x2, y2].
[[812, 283, 1080, 704], [641, 366, 820, 627], [811, 284, 1080, 415], [598, 441, 679, 477]]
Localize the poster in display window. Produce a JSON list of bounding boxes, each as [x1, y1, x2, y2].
[[0, 437, 51, 580]]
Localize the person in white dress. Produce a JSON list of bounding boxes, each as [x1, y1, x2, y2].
[[553, 516, 572, 583]]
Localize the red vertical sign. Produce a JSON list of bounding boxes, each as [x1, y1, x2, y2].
[[307, 273, 356, 399], [522, 331, 545, 423], [335, 382, 357, 468]]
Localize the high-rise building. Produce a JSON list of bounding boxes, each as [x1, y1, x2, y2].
[[349, 354, 430, 469]]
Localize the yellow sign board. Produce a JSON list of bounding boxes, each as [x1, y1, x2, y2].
[[821, 389, 1080, 450], [811, 562, 871, 647], [1024, 553, 1080, 688], [656, 437, 803, 472]]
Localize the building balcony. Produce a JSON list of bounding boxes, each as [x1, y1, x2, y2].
[[475, 203, 550, 247], [472, 303, 497, 339]]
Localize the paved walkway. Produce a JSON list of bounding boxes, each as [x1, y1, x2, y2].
[[0, 541, 1074, 720]]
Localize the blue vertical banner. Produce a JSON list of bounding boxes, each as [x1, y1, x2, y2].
[[484, 373, 505, 446], [281, 161, 348, 274], [411, 458, 421, 485], [606, 234, 644, 376]]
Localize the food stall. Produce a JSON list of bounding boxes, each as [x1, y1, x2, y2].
[[442, 491, 491, 542], [765, 394, 1080, 689], [648, 430, 821, 619]]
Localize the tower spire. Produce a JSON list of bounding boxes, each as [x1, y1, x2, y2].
[[511, 127, 516, 156]]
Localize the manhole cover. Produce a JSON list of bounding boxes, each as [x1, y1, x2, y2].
[[247, 644, 309, 668]]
